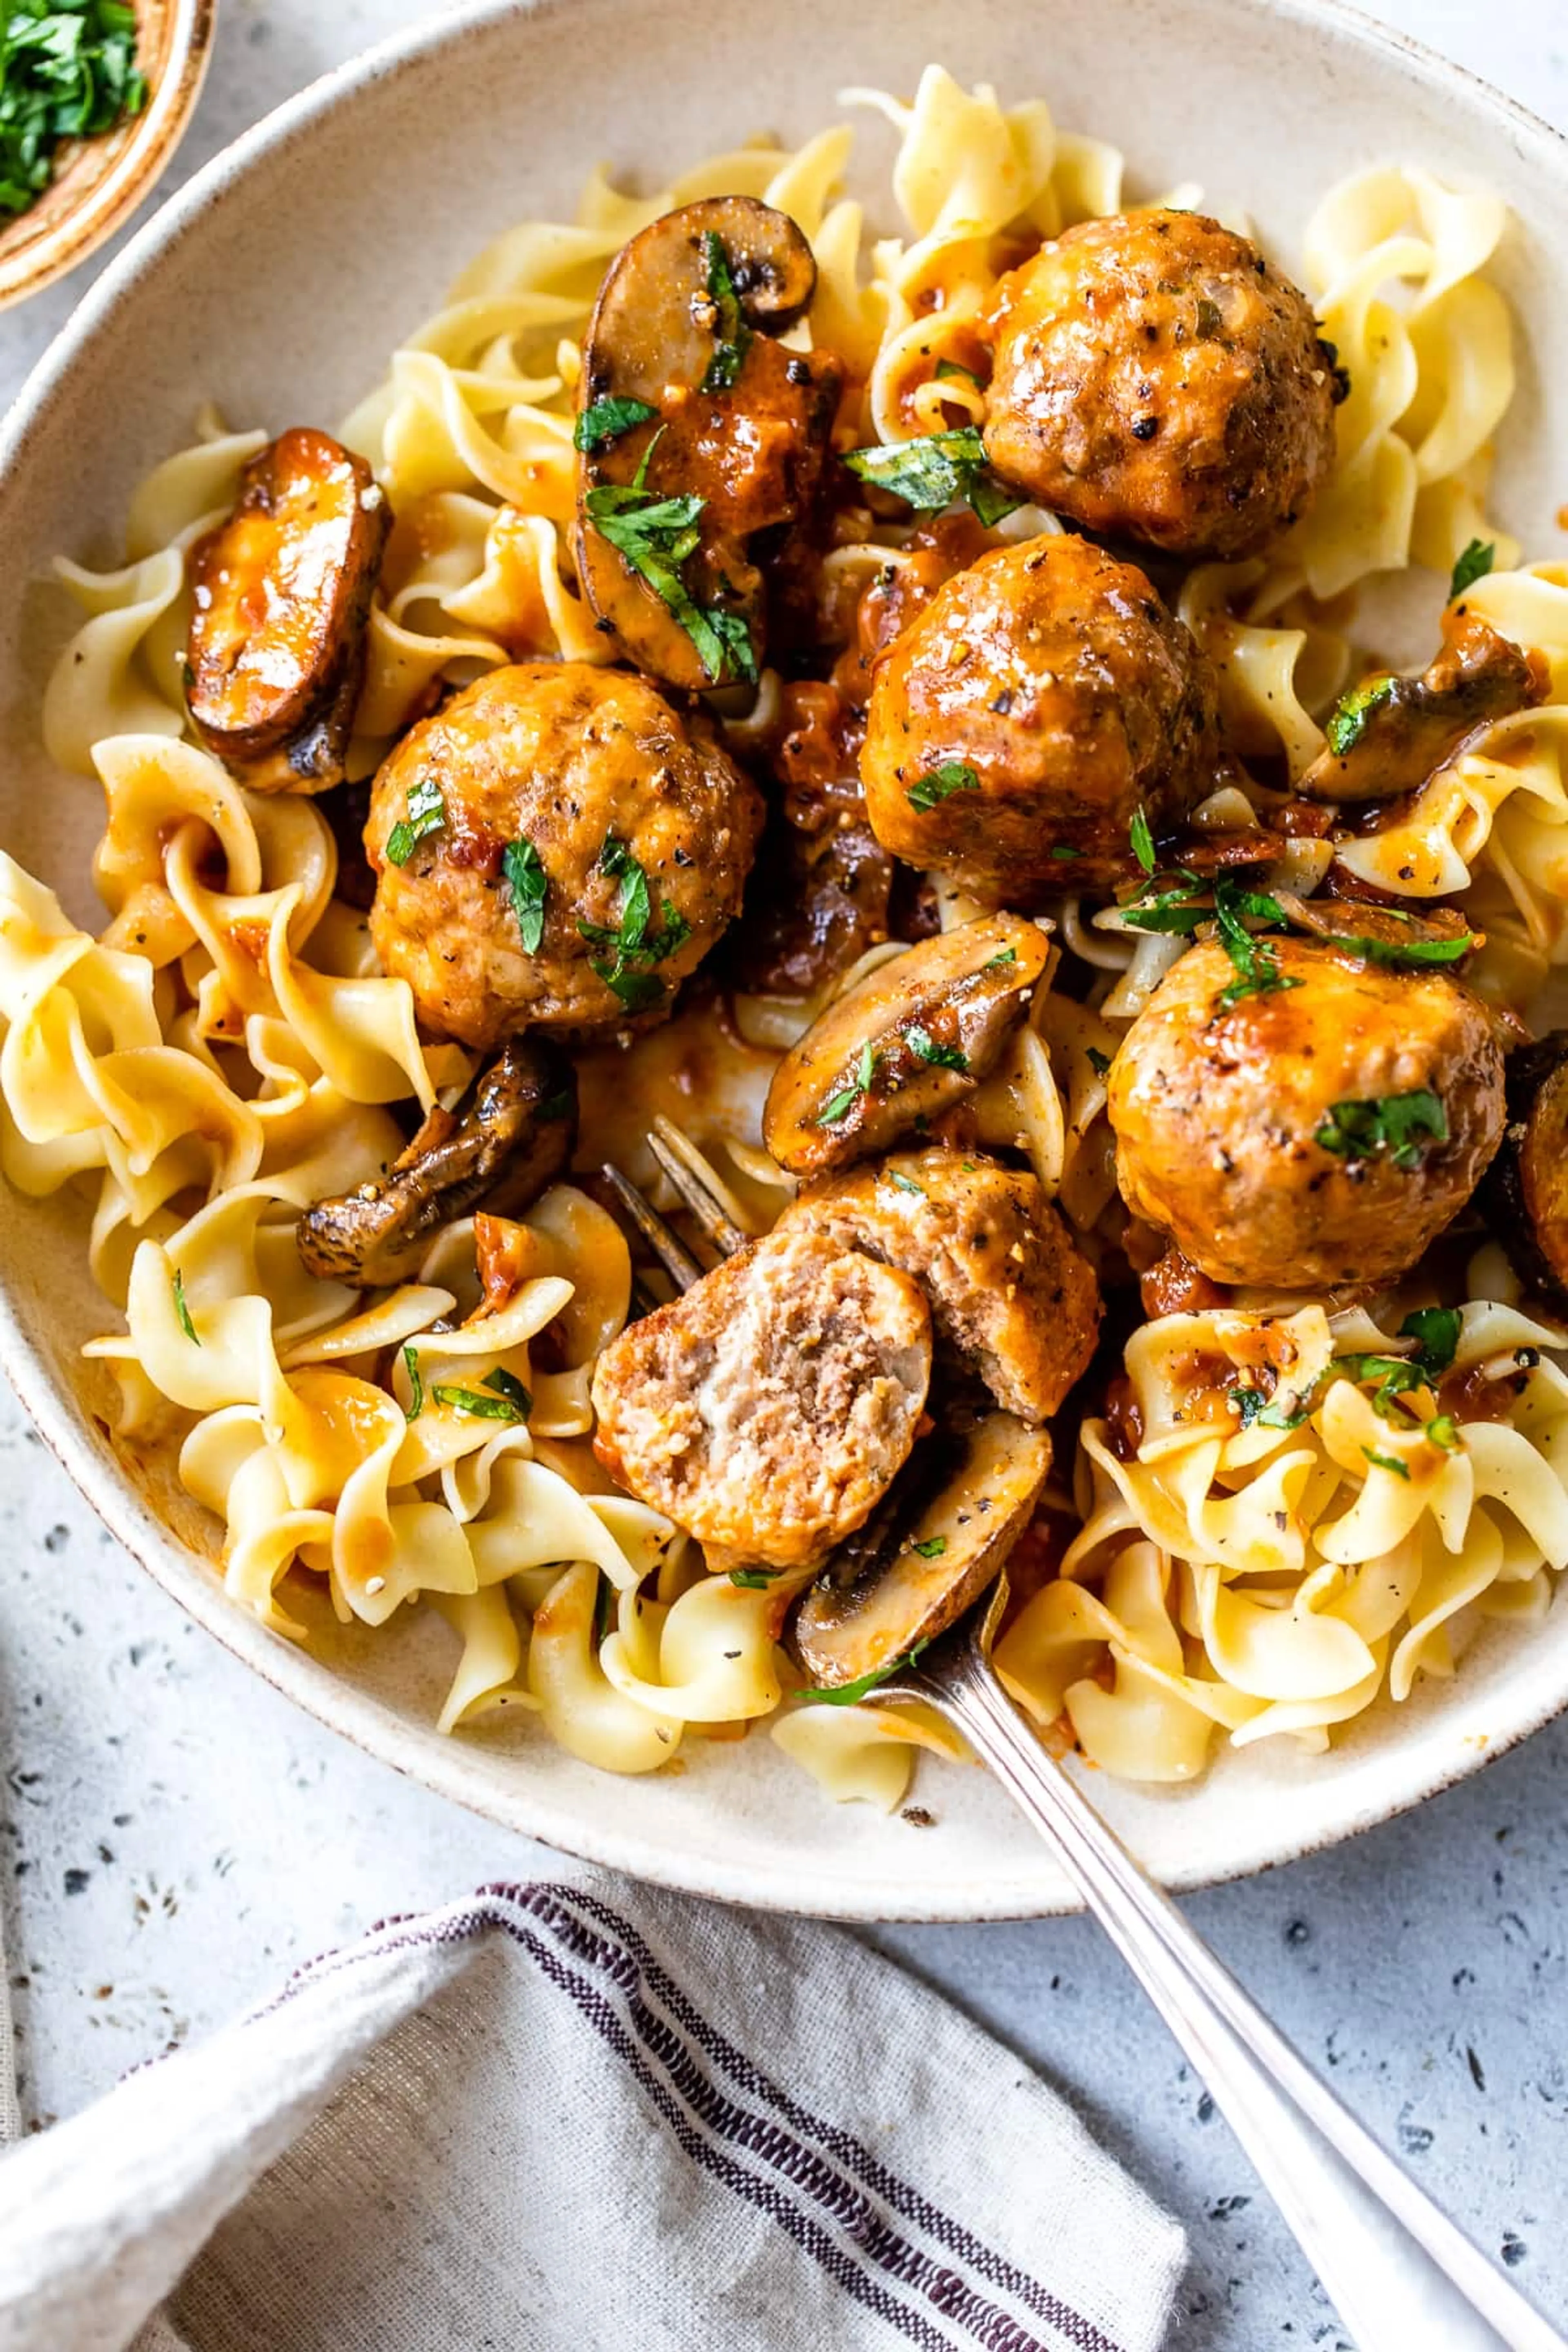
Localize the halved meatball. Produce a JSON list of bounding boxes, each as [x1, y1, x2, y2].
[[366, 663, 764, 1049], [777, 1147, 1101, 1424], [860, 535, 1223, 894], [590, 1227, 932, 1571], [982, 211, 1341, 561], [1107, 935, 1506, 1289]]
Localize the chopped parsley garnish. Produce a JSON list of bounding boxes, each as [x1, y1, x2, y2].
[[906, 760, 981, 813], [984, 946, 1018, 969], [1212, 878, 1300, 1009], [800, 1640, 930, 1706], [842, 425, 1020, 528], [583, 430, 755, 684], [431, 1381, 531, 1424], [484, 1368, 534, 1419], [1324, 675, 1399, 757], [172, 1268, 199, 1346], [1232, 1385, 1310, 1432], [1449, 539, 1496, 601], [818, 1039, 878, 1127], [0, 2, 147, 222], [888, 1171, 926, 1197], [385, 775, 446, 867], [1425, 1414, 1461, 1452], [698, 232, 753, 393], [729, 1567, 780, 1589], [934, 357, 980, 386], [1314, 1089, 1449, 1170], [1049, 845, 1083, 862], [579, 834, 692, 1013], [1400, 1306, 1461, 1377], [1330, 1351, 1426, 1421], [402, 1344, 424, 1422], [501, 837, 548, 953], [906, 1027, 969, 1072], [1086, 1046, 1112, 1079], [573, 395, 658, 453], [1329, 929, 1474, 971], [1362, 1446, 1411, 1480], [1129, 805, 1156, 875], [910, 1535, 947, 1559]]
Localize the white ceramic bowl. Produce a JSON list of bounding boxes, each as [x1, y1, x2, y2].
[[3, 0, 1566, 1922]]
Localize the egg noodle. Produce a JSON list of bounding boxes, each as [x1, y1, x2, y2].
[[4, 66, 1567, 1806]]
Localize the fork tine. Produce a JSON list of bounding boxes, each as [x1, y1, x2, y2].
[[646, 1128, 748, 1259], [600, 1161, 705, 1294]]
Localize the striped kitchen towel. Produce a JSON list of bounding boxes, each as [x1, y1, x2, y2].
[[0, 1878, 1185, 2352]]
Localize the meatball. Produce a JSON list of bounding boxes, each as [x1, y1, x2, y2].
[[1107, 936, 1506, 1289], [777, 1147, 1101, 1423], [590, 1227, 932, 1572], [982, 210, 1341, 560], [367, 663, 764, 1049], [860, 535, 1223, 894]]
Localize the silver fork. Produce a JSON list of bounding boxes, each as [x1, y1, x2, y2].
[[604, 1140, 1568, 2352]]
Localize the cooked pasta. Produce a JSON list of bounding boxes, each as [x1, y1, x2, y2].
[[2, 64, 1565, 1811]]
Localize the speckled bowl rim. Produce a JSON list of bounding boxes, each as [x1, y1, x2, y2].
[[0, 0, 216, 312], [1, 0, 1567, 1921]]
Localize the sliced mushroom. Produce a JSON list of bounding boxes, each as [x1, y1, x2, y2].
[[296, 1038, 576, 1286], [763, 913, 1050, 1179], [793, 1410, 1051, 1688], [188, 428, 391, 793], [1482, 1031, 1568, 1305], [1297, 611, 1548, 805], [575, 196, 842, 692]]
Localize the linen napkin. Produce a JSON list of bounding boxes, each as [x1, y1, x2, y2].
[[0, 1877, 1186, 2352]]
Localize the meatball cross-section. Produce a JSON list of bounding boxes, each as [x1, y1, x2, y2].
[[860, 534, 1225, 895], [1107, 935, 1506, 1290], [590, 1226, 933, 1572], [366, 661, 764, 1050], [982, 210, 1342, 561]]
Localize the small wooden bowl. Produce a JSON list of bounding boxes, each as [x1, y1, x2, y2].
[[0, 0, 216, 311]]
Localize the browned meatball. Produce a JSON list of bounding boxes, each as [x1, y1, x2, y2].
[[860, 535, 1223, 894], [367, 663, 764, 1049], [983, 211, 1341, 560], [1107, 937, 1506, 1289], [777, 1147, 1101, 1423], [590, 1227, 932, 1571]]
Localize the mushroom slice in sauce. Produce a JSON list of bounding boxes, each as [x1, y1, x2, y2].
[[296, 1038, 576, 1287], [1483, 1031, 1568, 1307], [188, 428, 392, 792], [1297, 610, 1548, 805], [574, 196, 842, 692], [793, 1410, 1052, 1690], [763, 913, 1050, 1179]]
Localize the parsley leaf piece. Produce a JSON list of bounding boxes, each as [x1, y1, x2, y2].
[[501, 837, 548, 953], [907, 760, 982, 813], [172, 1269, 200, 1347], [1331, 930, 1474, 971], [402, 1344, 424, 1422], [800, 1640, 931, 1706], [1449, 539, 1495, 601], [934, 357, 980, 386], [1130, 805, 1156, 874], [385, 775, 447, 867], [580, 837, 691, 1011], [1325, 675, 1399, 757], [0, 1, 148, 221], [1234, 1381, 1311, 1430], [910, 1535, 947, 1559], [842, 425, 1021, 528], [1314, 1089, 1449, 1170], [698, 232, 754, 393], [906, 1027, 969, 1072], [573, 395, 658, 453], [583, 471, 754, 684], [483, 1368, 534, 1419], [1400, 1306, 1462, 1377], [984, 946, 1018, 969], [1086, 1046, 1112, 1079], [888, 1172, 925, 1197], [1425, 1413, 1462, 1452], [857, 1040, 878, 1092], [1232, 1386, 1265, 1429], [729, 1567, 780, 1589], [431, 1382, 530, 1424], [1049, 845, 1083, 862], [817, 1041, 879, 1128], [1363, 1445, 1412, 1480], [1212, 875, 1300, 1009]]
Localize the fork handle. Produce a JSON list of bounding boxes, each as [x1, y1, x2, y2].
[[929, 1653, 1567, 2351]]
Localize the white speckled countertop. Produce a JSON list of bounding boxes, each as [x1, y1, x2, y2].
[[3, 3, 1567, 2343]]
